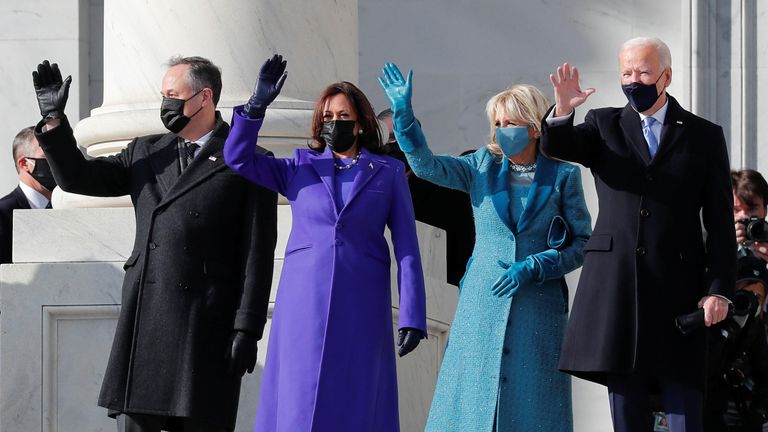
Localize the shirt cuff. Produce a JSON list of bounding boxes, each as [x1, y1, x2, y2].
[[545, 108, 574, 126]]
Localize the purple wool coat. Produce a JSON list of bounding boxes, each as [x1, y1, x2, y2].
[[224, 109, 427, 432]]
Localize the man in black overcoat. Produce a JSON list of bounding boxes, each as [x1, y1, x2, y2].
[[0, 126, 56, 263], [31, 58, 278, 432], [541, 37, 736, 431]]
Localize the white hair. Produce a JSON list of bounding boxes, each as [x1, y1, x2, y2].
[[621, 37, 672, 69]]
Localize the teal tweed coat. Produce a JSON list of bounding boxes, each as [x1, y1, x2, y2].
[[395, 121, 591, 432]]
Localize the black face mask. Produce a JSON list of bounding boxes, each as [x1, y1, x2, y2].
[[321, 120, 357, 153], [621, 72, 665, 113], [160, 89, 204, 134], [26, 157, 57, 191]]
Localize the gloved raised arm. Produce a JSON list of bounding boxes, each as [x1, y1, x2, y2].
[[241, 54, 287, 119], [33, 60, 72, 121], [377, 62, 417, 150]]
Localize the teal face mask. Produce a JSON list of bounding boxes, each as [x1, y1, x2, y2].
[[495, 126, 530, 158]]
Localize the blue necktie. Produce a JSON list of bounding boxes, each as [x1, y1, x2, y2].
[[642, 117, 659, 158]]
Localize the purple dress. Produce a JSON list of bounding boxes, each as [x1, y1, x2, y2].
[[224, 108, 427, 432]]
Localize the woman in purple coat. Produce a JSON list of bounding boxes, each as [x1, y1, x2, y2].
[[224, 55, 427, 432]]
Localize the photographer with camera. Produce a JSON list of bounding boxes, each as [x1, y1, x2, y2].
[[704, 255, 768, 432], [733, 170, 768, 262]]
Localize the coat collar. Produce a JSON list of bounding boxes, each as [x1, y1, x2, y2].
[[490, 151, 559, 234], [156, 113, 230, 208], [307, 146, 385, 218], [619, 94, 687, 166]]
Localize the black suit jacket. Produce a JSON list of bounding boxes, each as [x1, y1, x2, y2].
[[0, 186, 30, 264], [540, 96, 736, 387], [35, 113, 278, 427]]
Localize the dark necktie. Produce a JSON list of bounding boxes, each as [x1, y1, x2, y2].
[[184, 141, 199, 169]]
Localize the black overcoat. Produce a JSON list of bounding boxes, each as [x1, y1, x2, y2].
[[540, 96, 736, 387], [0, 186, 30, 264], [35, 114, 277, 428]]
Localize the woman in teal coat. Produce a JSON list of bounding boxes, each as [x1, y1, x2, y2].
[[379, 64, 592, 432]]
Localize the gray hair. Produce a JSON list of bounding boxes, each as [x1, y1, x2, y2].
[[621, 37, 672, 69], [167, 56, 223, 105], [11, 126, 36, 173]]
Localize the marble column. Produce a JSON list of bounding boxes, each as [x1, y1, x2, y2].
[[54, 0, 358, 207]]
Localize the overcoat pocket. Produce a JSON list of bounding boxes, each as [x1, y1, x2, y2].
[[583, 234, 612, 252]]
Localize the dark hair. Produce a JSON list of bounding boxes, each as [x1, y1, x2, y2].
[[12, 126, 36, 173], [310, 82, 382, 154], [732, 169, 768, 209], [167, 56, 223, 106]]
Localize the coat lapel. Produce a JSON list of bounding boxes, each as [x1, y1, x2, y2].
[[339, 149, 383, 215], [149, 133, 183, 195], [12, 187, 31, 209], [157, 116, 230, 208], [652, 96, 687, 164], [308, 147, 338, 217], [517, 153, 558, 233], [619, 104, 652, 166], [489, 156, 515, 233]]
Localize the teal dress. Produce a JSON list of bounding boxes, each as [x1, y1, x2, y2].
[[394, 121, 592, 432]]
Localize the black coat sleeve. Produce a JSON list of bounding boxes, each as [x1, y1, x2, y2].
[[701, 125, 737, 299], [233, 155, 278, 340], [539, 105, 601, 168], [34, 116, 132, 197]]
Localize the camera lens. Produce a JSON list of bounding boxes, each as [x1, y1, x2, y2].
[[745, 218, 768, 242]]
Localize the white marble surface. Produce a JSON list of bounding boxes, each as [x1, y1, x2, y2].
[[2, 203, 456, 431]]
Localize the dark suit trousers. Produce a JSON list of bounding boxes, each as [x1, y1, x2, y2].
[[116, 413, 228, 432], [607, 374, 702, 432]]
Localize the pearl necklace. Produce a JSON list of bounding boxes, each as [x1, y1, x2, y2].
[[509, 162, 537, 173], [334, 152, 362, 170]]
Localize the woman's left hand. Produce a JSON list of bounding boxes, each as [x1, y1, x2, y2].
[[492, 259, 539, 298], [397, 327, 423, 357]]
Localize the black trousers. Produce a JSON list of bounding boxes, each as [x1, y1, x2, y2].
[[116, 413, 228, 432]]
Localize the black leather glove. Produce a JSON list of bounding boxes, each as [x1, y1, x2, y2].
[[227, 330, 258, 377], [243, 54, 287, 119], [32, 60, 72, 120], [397, 327, 424, 357]]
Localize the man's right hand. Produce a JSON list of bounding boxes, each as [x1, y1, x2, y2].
[[549, 62, 596, 117], [32, 60, 72, 120]]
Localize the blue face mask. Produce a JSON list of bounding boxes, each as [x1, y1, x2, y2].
[[495, 126, 530, 158]]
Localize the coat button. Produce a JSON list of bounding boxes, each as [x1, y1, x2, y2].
[[501, 376, 508, 383], [645, 173, 654, 181], [640, 209, 650, 217], [335, 239, 343, 246], [636, 247, 646, 256], [503, 347, 510, 355], [188, 211, 199, 218], [149, 242, 157, 250], [336, 222, 343, 229]]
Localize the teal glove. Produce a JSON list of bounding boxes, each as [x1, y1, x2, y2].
[[377, 63, 415, 132], [491, 258, 539, 298]]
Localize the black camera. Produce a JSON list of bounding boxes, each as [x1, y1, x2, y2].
[[675, 290, 759, 336], [739, 217, 768, 243]]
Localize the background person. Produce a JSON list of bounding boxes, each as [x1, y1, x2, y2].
[[541, 36, 736, 431], [32, 58, 277, 432], [224, 55, 427, 432], [704, 255, 768, 432], [379, 62, 591, 432], [0, 126, 55, 264], [378, 108, 475, 287], [732, 169, 768, 262]]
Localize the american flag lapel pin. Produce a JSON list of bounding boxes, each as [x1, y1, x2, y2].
[[208, 156, 217, 161]]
